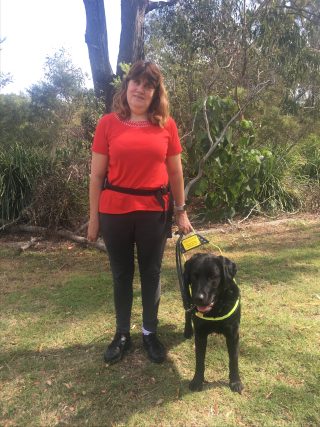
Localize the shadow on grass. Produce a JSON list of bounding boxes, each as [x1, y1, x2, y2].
[[1, 320, 318, 426], [0, 326, 195, 426]]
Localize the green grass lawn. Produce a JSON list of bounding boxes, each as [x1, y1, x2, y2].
[[1, 218, 319, 426]]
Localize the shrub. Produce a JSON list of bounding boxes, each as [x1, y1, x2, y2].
[[27, 160, 88, 230], [187, 96, 302, 219], [0, 143, 89, 229], [299, 134, 320, 183], [0, 144, 50, 221]]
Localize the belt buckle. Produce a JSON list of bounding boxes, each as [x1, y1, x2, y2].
[[160, 185, 168, 195]]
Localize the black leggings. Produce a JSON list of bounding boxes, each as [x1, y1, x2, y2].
[[99, 211, 167, 334]]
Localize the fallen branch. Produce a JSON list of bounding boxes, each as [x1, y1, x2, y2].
[[6, 224, 107, 253], [56, 229, 106, 252], [237, 196, 274, 224], [18, 237, 44, 254]]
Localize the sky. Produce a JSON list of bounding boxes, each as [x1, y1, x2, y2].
[[0, 0, 121, 94]]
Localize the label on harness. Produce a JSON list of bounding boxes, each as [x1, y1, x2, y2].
[[181, 234, 209, 252]]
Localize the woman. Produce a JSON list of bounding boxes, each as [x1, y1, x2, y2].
[[88, 61, 192, 365]]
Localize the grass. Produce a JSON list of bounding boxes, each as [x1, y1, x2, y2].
[[0, 217, 319, 426]]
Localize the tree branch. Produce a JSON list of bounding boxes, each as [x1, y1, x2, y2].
[[180, 110, 198, 142], [184, 80, 271, 199], [6, 225, 107, 253]]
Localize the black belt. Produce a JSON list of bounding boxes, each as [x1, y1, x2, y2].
[[103, 180, 170, 211]]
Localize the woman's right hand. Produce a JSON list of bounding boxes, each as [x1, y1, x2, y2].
[[87, 215, 100, 242], [175, 211, 193, 235]]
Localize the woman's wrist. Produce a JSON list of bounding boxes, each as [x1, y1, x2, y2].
[[173, 202, 186, 213]]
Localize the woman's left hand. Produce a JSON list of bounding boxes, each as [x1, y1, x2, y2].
[[174, 211, 193, 235]]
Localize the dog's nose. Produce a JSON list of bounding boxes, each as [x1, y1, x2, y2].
[[194, 293, 205, 305]]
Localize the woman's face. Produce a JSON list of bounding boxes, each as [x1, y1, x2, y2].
[[126, 77, 155, 118]]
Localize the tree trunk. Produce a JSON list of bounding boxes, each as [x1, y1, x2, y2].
[[117, 1, 178, 75], [83, 0, 114, 111], [117, 0, 149, 75]]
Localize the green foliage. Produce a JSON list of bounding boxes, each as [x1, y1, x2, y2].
[[79, 89, 105, 147], [2, 1, 320, 225], [0, 144, 50, 221], [111, 62, 131, 91], [254, 149, 301, 212], [0, 50, 97, 228], [299, 134, 320, 183], [145, 0, 320, 217], [146, 1, 320, 126], [0, 143, 88, 228], [188, 96, 301, 219], [26, 49, 90, 154], [0, 94, 34, 148], [28, 155, 88, 229]]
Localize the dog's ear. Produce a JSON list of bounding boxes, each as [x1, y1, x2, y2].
[[218, 255, 237, 286], [183, 253, 202, 286]]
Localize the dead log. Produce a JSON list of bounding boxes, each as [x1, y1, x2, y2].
[[5, 225, 107, 253]]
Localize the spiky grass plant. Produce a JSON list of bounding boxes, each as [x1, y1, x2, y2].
[[0, 144, 50, 221]]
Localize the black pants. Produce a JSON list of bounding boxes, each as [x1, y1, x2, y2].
[[99, 211, 167, 334]]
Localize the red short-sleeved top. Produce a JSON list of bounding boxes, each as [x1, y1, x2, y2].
[[91, 113, 182, 214]]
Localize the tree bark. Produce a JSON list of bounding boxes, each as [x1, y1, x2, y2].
[[83, 0, 114, 111], [117, 0, 148, 75], [117, 1, 178, 75]]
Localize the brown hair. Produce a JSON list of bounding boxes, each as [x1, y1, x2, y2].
[[112, 61, 169, 127]]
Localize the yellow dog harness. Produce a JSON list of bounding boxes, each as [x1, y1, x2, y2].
[[194, 297, 240, 321]]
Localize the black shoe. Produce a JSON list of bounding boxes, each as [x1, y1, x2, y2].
[[143, 333, 166, 364], [104, 332, 131, 364]]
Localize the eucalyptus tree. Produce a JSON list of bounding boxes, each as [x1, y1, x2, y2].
[[27, 49, 88, 155], [145, 0, 320, 217], [146, 0, 319, 127]]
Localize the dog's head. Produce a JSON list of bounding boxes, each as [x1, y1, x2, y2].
[[183, 253, 237, 313]]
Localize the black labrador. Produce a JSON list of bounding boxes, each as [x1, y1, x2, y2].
[[183, 253, 243, 393]]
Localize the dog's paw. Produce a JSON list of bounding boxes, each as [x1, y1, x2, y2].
[[189, 378, 203, 392], [229, 380, 244, 394]]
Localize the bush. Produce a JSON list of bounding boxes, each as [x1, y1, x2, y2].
[[187, 96, 301, 219], [0, 143, 89, 229], [299, 134, 320, 183], [0, 144, 50, 221], [27, 160, 88, 230], [253, 148, 302, 213]]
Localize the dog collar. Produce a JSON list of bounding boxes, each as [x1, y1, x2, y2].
[[195, 297, 240, 321]]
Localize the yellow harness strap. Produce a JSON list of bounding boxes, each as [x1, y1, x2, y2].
[[195, 297, 240, 321]]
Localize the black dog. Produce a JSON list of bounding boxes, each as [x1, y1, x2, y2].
[[183, 253, 243, 393]]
